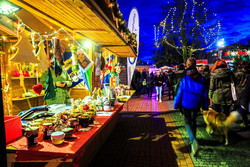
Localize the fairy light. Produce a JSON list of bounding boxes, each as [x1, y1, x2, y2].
[[155, 0, 220, 52]]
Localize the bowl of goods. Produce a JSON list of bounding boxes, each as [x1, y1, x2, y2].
[[51, 131, 65, 145]]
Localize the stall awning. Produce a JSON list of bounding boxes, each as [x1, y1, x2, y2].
[[104, 45, 137, 58], [9, 0, 137, 57]]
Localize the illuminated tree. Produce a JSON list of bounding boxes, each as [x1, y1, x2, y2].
[[155, 0, 220, 63]]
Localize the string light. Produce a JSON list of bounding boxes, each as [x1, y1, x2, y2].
[[154, 0, 220, 52]]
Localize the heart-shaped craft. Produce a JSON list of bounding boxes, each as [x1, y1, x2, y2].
[[33, 84, 43, 95]]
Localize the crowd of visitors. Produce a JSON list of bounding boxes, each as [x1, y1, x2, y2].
[[131, 57, 250, 156]]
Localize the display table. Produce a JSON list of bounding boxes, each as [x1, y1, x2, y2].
[[116, 90, 136, 102], [7, 103, 123, 167]]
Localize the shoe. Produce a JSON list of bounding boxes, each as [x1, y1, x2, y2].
[[159, 99, 162, 103], [156, 97, 158, 101], [191, 139, 199, 157]]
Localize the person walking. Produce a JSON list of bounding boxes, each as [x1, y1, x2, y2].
[[240, 73, 250, 128], [200, 65, 210, 90], [147, 72, 154, 98], [167, 68, 175, 100], [161, 70, 167, 97], [154, 70, 164, 102], [141, 68, 147, 95], [131, 69, 142, 98], [174, 57, 209, 156], [209, 60, 236, 116]]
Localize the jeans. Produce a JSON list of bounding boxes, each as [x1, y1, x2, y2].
[[183, 108, 199, 144], [155, 86, 162, 100], [213, 104, 230, 116]]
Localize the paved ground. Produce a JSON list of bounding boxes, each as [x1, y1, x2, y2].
[[89, 89, 250, 167]]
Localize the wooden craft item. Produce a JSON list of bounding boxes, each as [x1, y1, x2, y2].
[[10, 30, 40, 65]]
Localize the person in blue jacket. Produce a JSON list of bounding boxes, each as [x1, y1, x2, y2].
[[174, 57, 209, 156]]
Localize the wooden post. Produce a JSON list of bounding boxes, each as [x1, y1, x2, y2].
[[0, 64, 7, 167]]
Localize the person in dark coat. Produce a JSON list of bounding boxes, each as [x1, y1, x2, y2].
[[131, 69, 142, 97], [209, 60, 236, 116], [161, 70, 167, 96], [239, 72, 250, 128], [173, 63, 185, 97], [167, 68, 175, 100], [141, 68, 147, 95], [146, 72, 154, 98], [174, 57, 209, 156], [200, 65, 210, 90], [154, 70, 164, 102]]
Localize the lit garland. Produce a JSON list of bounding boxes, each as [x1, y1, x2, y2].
[[154, 0, 221, 52]]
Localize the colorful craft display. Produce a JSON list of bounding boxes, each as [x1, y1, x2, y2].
[[115, 84, 130, 96]]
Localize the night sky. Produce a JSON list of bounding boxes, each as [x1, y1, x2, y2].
[[118, 0, 250, 63]]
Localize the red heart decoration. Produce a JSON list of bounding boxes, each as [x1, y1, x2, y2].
[[33, 84, 43, 95]]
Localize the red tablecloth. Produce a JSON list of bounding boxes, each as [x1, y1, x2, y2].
[[7, 103, 123, 165]]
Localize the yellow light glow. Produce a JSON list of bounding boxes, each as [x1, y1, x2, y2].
[[83, 41, 92, 48]]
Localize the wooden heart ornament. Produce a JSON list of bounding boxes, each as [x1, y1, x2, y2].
[[33, 84, 43, 95]]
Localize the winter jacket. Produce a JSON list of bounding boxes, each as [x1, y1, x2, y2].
[[167, 71, 175, 87], [173, 70, 185, 96], [174, 68, 209, 110], [146, 73, 154, 88], [154, 75, 164, 86], [209, 68, 235, 105], [41, 68, 72, 105], [240, 74, 250, 109], [235, 70, 249, 97]]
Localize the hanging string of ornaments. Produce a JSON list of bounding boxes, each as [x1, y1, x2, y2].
[[154, 0, 221, 52], [4, 12, 94, 95]]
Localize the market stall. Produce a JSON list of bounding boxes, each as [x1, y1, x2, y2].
[[7, 103, 123, 167]]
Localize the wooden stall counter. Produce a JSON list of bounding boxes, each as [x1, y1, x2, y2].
[[7, 103, 124, 167]]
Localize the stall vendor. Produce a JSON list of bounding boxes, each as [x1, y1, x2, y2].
[[41, 65, 72, 105]]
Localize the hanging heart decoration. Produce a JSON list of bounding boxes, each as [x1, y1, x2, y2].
[[33, 84, 43, 95]]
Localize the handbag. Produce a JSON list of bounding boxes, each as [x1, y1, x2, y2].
[[230, 75, 237, 102]]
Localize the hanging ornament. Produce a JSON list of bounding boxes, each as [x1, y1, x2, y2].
[[32, 84, 43, 95], [10, 30, 40, 65], [36, 42, 49, 72], [53, 38, 65, 65], [43, 68, 56, 100], [70, 46, 79, 72]]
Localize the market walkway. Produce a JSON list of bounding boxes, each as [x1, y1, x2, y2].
[[89, 92, 194, 167], [89, 91, 250, 167]]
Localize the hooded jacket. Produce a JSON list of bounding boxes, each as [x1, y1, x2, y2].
[[209, 68, 235, 105], [174, 67, 209, 110]]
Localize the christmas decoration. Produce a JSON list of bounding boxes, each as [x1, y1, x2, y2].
[[114, 63, 122, 75], [32, 84, 43, 95], [53, 38, 64, 65], [70, 46, 79, 72], [154, 0, 221, 62], [9, 30, 40, 64], [36, 42, 49, 72], [43, 68, 56, 100]]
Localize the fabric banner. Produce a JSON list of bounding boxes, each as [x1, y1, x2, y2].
[[63, 51, 92, 91], [127, 8, 139, 86]]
